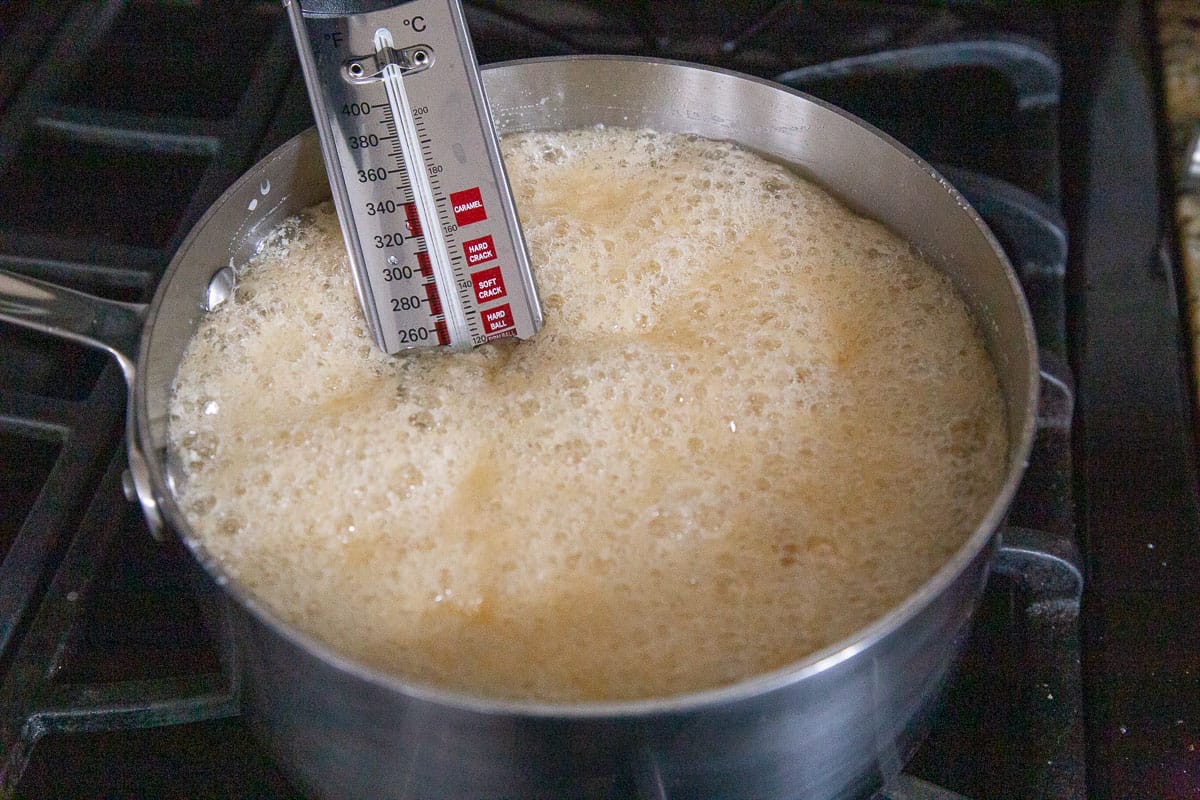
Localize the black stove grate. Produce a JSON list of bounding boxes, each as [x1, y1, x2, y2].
[[4, 1, 1192, 798]]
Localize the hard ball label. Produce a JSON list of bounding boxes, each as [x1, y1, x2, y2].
[[481, 302, 514, 335]]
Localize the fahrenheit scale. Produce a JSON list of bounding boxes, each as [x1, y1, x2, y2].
[[284, 0, 541, 352]]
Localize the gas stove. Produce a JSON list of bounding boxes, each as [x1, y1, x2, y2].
[[0, 2, 1196, 798]]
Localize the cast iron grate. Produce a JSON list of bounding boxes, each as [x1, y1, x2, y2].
[[0, 432, 60, 564], [0, 130, 212, 249], [0, 0, 295, 282], [62, 1, 283, 119]]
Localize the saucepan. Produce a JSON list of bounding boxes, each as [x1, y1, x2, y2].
[[0, 56, 1037, 800]]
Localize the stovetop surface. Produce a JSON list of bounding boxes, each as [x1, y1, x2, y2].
[[0, 2, 1198, 799]]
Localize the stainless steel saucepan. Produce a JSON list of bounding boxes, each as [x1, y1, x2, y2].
[[0, 56, 1037, 800]]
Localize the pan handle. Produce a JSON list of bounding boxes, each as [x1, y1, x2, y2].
[[0, 269, 166, 539], [0, 270, 145, 384]]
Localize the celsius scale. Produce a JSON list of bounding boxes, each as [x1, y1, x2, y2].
[[284, 0, 542, 353]]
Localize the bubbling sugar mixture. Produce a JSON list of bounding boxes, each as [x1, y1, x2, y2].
[[169, 128, 1007, 702]]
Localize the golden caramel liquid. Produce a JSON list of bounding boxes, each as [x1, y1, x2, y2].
[[169, 128, 1007, 701]]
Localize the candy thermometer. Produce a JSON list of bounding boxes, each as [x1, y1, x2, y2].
[[284, 0, 541, 352]]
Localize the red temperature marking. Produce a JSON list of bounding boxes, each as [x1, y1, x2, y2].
[[449, 187, 487, 226], [403, 202, 422, 238], [434, 318, 450, 346], [471, 266, 507, 304], [424, 282, 443, 316], [416, 251, 433, 279], [462, 235, 497, 266], [481, 303, 514, 336]]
